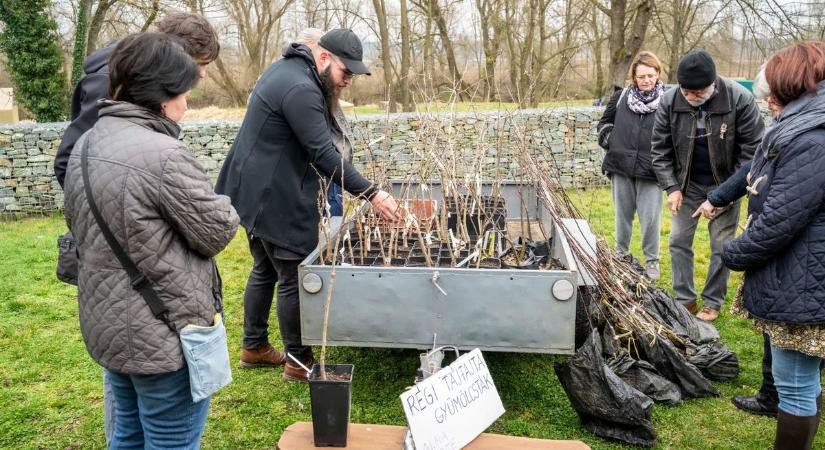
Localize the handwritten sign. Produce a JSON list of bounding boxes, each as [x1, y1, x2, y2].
[[400, 348, 505, 450]]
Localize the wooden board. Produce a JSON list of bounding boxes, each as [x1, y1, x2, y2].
[[277, 422, 590, 450]]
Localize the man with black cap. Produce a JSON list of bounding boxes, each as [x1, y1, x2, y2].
[[651, 49, 764, 322], [215, 29, 401, 381]]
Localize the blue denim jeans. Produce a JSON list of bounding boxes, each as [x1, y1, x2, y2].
[[771, 345, 823, 416], [106, 367, 210, 449], [103, 369, 115, 443], [328, 182, 343, 216]]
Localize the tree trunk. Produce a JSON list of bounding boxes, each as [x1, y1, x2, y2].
[[71, 0, 92, 87], [476, 0, 502, 101], [214, 56, 248, 106], [429, 0, 469, 100], [552, 0, 578, 98], [667, 11, 684, 83], [400, 0, 413, 111], [504, 1, 519, 102], [371, 0, 396, 112], [139, 0, 160, 32], [517, 0, 538, 108], [607, 0, 653, 88], [590, 7, 606, 98], [85, 0, 116, 56]]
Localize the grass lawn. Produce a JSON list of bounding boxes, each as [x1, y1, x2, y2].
[[0, 189, 811, 449]]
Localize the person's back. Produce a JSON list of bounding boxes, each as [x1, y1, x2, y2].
[[54, 12, 220, 188], [64, 102, 237, 372], [63, 33, 238, 449], [216, 43, 374, 255], [722, 41, 825, 450]]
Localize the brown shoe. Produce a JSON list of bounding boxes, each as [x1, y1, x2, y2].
[[239, 344, 286, 368], [682, 301, 699, 315], [696, 307, 720, 322], [283, 358, 314, 383]]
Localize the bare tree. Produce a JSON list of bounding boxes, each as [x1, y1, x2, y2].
[[588, 6, 608, 97], [549, 0, 587, 97], [475, 0, 504, 101], [591, 0, 654, 89], [399, 0, 414, 111], [418, 0, 470, 99], [371, 0, 396, 112], [652, 0, 731, 81]]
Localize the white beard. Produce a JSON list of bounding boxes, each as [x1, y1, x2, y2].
[[685, 84, 716, 107]]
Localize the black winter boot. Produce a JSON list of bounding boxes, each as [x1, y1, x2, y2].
[[773, 395, 820, 450]]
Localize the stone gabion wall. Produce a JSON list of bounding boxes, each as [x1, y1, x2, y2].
[[0, 108, 609, 218]]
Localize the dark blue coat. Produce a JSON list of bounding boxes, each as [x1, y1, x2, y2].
[[722, 126, 825, 324], [53, 42, 116, 188]]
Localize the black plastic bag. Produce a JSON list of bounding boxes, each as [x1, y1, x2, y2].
[[602, 325, 682, 405], [640, 286, 701, 342], [634, 332, 720, 398], [555, 330, 657, 447], [686, 341, 741, 381]]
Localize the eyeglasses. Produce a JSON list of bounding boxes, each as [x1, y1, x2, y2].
[[331, 56, 355, 80]]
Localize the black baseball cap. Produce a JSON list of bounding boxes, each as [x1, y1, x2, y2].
[[319, 28, 371, 76]]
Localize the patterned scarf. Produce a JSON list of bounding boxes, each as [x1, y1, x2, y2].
[[626, 80, 665, 115]]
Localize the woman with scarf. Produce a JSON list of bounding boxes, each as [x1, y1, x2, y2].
[[722, 41, 825, 450], [597, 51, 666, 279]]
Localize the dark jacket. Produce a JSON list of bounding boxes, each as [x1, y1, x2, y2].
[[597, 88, 658, 181], [64, 101, 239, 374], [215, 44, 374, 255], [721, 127, 825, 324], [54, 42, 116, 188], [651, 77, 764, 192]]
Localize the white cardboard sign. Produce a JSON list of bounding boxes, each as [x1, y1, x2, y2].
[[400, 348, 505, 450]]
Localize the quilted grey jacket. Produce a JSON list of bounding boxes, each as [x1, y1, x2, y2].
[[63, 101, 239, 374]]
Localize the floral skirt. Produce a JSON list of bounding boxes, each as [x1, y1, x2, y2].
[[731, 282, 825, 359]]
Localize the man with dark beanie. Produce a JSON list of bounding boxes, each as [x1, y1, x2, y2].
[[651, 50, 764, 322]]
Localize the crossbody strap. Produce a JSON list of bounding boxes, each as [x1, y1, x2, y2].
[[80, 139, 177, 334]]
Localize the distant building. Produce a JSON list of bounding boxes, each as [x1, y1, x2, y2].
[[0, 88, 19, 124]]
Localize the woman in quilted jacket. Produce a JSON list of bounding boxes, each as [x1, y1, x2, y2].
[[63, 33, 239, 448], [722, 41, 825, 450], [596, 51, 666, 280]]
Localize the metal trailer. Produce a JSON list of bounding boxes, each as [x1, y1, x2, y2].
[[298, 182, 596, 355]]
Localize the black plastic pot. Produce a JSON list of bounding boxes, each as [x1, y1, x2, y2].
[[478, 257, 502, 269], [309, 364, 354, 447], [407, 255, 438, 267]]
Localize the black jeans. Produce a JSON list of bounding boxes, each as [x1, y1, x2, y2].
[[243, 236, 313, 363]]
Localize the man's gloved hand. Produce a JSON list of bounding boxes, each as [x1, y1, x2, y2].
[[370, 190, 403, 222]]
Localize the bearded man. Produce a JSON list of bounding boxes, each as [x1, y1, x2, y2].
[[215, 29, 401, 381]]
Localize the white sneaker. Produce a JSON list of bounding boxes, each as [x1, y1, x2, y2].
[[645, 261, 660, 280]]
